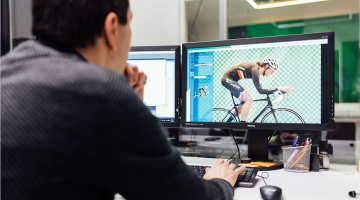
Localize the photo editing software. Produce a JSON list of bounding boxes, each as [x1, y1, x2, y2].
[[128, 51, 176, 122], [186, 38, 329, 124]]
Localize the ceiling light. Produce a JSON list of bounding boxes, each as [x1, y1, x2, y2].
[[247, 0, 328, 9]]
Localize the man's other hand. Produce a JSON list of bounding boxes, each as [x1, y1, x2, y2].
[[125, 63, 147, 99], [203, 158, 246, 187]]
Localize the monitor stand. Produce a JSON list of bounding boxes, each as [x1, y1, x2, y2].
[[232, 129, 283, 171]]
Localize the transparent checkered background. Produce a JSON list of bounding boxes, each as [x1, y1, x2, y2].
[[209, 44, 322, 124]]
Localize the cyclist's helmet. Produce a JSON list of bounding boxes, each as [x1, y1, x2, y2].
[[263, 56, 279, 70]]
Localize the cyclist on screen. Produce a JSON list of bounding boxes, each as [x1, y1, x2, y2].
[[221, 56, 291, 123], [197, 86, 208, 98]]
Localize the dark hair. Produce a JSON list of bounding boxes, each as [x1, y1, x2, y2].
[[256, 61, 267, 68], [32, 0, 129, 48]]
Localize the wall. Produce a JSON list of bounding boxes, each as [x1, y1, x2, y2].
[[9, 0, 186, 47], [130, 0, 186, 46], [189, 21, 219, 42], [186, 0, 220, 42]]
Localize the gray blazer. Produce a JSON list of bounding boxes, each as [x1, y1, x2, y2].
[[1, 40, 234, 200]]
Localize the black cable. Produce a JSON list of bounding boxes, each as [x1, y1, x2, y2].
[[227, 143, 250, 162], [229, 129, 240, 160], [227, 151, 238, 162], [237, 130, 276, 160], [189, 0, 204, 38], [228, 129, 276, 161], [202, 148, 225, 157], [232, 130, 277, 158], [190, 129, 194, 142], [268, 130, 277, 143], [188, 129, 194, 156], [257, 172, 269, 186]]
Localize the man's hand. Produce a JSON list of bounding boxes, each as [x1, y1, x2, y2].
[[278, 86, 292, 93], [203, 158, 246, 187], [125, 63, 147, 100]]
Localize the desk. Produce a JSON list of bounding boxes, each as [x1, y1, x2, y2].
[[182, 157, 360, 200]]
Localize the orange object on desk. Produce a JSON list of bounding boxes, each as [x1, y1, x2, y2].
[[251, 161, 277, 167], [239, 161, 277, 168], [238, 163, 260, 168]]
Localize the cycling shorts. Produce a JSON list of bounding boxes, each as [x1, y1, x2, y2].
[[221, 78, 245, 98]]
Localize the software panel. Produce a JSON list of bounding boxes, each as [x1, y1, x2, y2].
[[128, 46, 180, 127], [182, 32, 334, 131]]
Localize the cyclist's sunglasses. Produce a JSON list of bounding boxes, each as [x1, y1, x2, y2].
[[266, 67, 275, 74]]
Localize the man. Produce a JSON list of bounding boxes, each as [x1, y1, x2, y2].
[[1, 0, 245, 199]]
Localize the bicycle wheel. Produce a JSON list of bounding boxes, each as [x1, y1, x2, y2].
[[213, 108, 238, 122], [260, 108, 305, 123]]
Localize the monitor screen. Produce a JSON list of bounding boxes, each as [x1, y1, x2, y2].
[[128, 46, 180, 127], [182, 32, 334, 131]]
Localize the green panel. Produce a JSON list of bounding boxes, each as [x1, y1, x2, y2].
[[342, 41, 359, 102], [254, 0, 270, 2], [246, 21, 304, 38], [254, 0, 284, 3]]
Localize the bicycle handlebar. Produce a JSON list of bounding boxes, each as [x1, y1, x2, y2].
[[272, 91, 284, 103], [253, 90, 289, 103]]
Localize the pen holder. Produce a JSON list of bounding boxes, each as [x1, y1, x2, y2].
[[282, 145, 311, 173]]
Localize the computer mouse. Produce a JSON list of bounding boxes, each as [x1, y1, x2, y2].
[[259, 185, 282, 200]]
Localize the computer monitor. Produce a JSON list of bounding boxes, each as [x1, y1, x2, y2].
[[181, 32, 334, 165], [128, 46, 181, 127]]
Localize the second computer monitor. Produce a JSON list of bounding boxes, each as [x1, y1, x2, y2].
[[182, 32, 334, 131], [127, 46, 180, 127]]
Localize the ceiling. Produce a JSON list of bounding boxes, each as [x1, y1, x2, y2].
[[186, 0, 359, 27]]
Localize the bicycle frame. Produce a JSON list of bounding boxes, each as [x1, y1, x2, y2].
[[230, 94, 241, 122], [229, 92, 279, 123], [251, 94, 279, 123]]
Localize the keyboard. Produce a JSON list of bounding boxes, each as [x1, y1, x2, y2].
[[189, 165, 258, 187]]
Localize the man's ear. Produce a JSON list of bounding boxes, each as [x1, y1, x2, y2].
[[103, 12, 120, 51]]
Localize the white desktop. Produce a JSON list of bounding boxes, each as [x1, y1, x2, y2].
[[182, 156, 360, 200]]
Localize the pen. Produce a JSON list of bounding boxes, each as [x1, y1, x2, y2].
[[292, 139, 309, 162], [292, 136, 298, 147], [285, 136, 299, 168], [288, 136, 299, 158], [298, 140, 305, 146]]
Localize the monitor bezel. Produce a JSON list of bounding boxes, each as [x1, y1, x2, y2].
[[130, 45, 181, 127], [181, 32, 334, 131]]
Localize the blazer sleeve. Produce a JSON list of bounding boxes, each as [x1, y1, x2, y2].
[[88, 72, 234, 200]]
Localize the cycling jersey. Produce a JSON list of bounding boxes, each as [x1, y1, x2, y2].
[[221, 61, 278, 98]]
